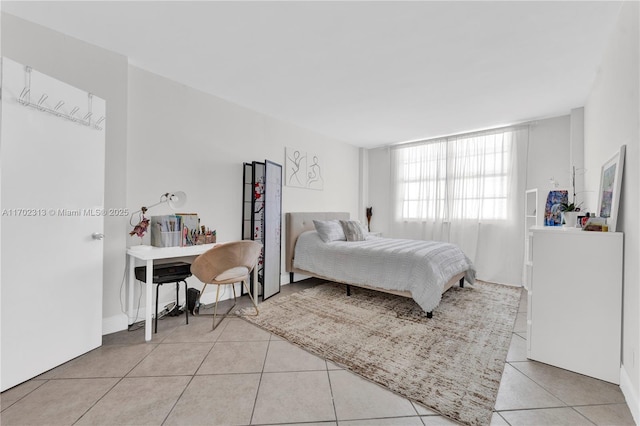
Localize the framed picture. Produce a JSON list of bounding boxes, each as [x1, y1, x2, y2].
[[285, 147, 324, 190], [597, 145, 625, 232]]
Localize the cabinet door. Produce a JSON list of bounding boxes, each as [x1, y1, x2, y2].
[[529, 230, 622, 383]]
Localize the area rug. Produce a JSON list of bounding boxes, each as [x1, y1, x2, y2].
[[242, 281, 521, 426]]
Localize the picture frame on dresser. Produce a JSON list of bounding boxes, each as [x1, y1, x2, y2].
[[597, 145, 625, 232]]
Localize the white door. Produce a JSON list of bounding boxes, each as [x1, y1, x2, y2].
[[0, 58, 106, 391]]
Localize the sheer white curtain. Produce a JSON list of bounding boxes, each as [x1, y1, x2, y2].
[[390, 126, 529, 285]]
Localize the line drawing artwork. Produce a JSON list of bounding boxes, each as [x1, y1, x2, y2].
[[307, 155, 324, 190], [286, 148, 306, 187], [285, 147, 324, 190]]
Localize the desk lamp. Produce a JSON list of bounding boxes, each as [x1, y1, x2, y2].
[[130, 191, 187, 238]]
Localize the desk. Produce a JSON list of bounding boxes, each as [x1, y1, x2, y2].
[[127, 244, 217, 341]]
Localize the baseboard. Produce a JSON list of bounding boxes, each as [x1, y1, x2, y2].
[[102, 313, 129, 335], [115, 283, 258, 332], [620, 365, 639, 424]]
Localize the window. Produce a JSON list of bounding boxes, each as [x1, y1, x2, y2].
[[394, 129, 515, 221]]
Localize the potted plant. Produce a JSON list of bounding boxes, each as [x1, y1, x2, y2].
[[560, 202, 581, 228], [560, 166, 584, 228]]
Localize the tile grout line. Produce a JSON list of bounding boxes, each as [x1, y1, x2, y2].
[[507, 360, 579, 408], [70, 377, 126, 425], [497, 411, 513, 426], [502, 332, 576, 413], [71, 336, 167, 425], [570, 406, 599, 426], [0, 379, 48, 412], [248, 333, 275, 425], [497, 349, 623, 426], [498, 308, 573, 417], [159, 317, 230, 425], [324, 360, 340, 425]]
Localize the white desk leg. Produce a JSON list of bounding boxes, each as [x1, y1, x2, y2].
[[127, 255, 135, 325], [145, 259, 154, 342]]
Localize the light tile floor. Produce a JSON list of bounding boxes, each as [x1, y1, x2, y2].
[[1, 280, 635, 425]]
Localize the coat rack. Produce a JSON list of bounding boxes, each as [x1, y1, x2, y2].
[[17, 65, 105, 131]]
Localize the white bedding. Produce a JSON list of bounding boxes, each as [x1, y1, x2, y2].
[[293, 231, 476, 312]]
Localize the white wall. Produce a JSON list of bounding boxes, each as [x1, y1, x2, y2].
[[366, 146, 391, 236], [2, 13, 360, 334], [527, 116, 571, 193], [526, 115, 572, 225], [584, 1, 639, 419], [570, 107, 585, 203], [127, 66, 360, 308], [2, 13, 129, 334]]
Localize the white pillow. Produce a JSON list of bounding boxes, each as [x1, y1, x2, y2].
[[313, 220, 346, 242], [340, 220, 368, 242]]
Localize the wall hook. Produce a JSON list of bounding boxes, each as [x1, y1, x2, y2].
[[37, 94, 48, 107]]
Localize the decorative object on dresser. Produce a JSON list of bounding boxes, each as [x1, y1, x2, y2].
[[560, 165, 585, 228], [242, 280, 521, 426], [543, 189, 567, 226], [242, 160, 283, 300], [559, 202, 581, 228], [597, 145, 625, 232], [526, 227, 623, 383], [365, 206, 373, 231]]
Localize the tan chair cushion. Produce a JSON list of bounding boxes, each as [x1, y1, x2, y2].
[[191, 240, 263, 285], [215, 266, 250, 282]]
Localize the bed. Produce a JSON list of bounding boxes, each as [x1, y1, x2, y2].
[[285, 212, 476, 317]]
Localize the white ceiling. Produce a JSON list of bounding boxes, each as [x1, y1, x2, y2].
[[2, 1, 623, 148]]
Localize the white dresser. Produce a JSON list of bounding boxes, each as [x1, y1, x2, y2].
[[526, 226, 623, 384]]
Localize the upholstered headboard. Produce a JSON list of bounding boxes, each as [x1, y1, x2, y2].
[[285, 212, 350, 273]]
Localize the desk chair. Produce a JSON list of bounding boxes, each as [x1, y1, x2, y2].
[[190, 240, 261, 330], [134, 262, 191, 333]]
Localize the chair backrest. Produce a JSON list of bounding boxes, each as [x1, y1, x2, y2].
[[191, 240, 262, 284]]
